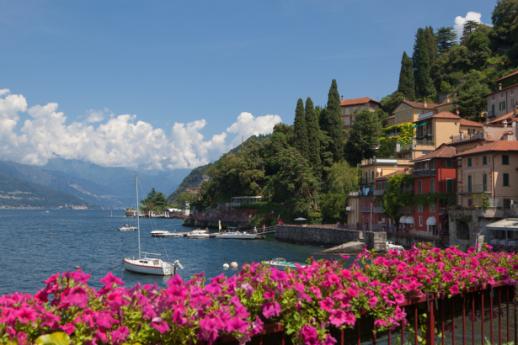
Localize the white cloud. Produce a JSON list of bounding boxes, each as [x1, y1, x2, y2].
[[0, 89, 282, 170], [454, 11, 483, 39]]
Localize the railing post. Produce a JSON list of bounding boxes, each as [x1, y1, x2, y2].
[[427, 296, 435, 345]]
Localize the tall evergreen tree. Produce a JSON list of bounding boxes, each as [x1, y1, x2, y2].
[[461, 20, 481, 45], [492, 0, 518, 65], [319, 80, 345, 162], [397, 52, 416, 99], [304, 97, 321, 173], [424, 26, 437, 65], [436, 27, 457, 54], [293, 98, 309, 159], [344, 110, 382, 166], [413, 28, 437, 100]]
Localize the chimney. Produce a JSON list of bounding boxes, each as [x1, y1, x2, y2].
[[498, 83, 502, 91]]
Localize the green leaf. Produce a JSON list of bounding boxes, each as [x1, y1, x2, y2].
[[35, 332, 70, 345]]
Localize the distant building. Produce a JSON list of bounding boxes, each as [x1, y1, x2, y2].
[[387, 99, 455, 126], [340, 97, 380, 128], [449, 140, 518, 248], [487, 69, 518, 118], [410, 144, 457, 244]]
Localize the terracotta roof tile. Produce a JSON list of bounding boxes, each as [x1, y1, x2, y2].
[[487, 111, 516, 125], [459, 118, 483, 127], [497, 69, 518, 82], [414, 111, 460, 122], [413, 144, 457, 162], [456, 140, 518, 157], [340, 97, 379, 107]]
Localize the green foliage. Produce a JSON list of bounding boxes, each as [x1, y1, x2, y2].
[[456, 70, 491, 118], [344, 110, 382, 166], [378, 123, 414, 157], [413, 27, 437, 100], [398, 52, 416, 100], [491, 0, 518, 66], [293, 98, 309, 159], [436, 27, 457, 54], [380, 91, 405, 114], [304, 97, 321, 175], [382, 174, 413, 225], [140, 188, 168, 213], [320, 161, 358, 222], [320, 80, 345, 162]]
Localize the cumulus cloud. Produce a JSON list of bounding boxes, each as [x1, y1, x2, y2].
[[454, 11, 483, 39], [0, 89, 282, 170]]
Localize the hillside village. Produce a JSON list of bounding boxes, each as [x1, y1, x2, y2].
[[345, 69, 518, 251]]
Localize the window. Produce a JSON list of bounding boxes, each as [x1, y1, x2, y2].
[[446, 179, 455, 193], [502, 155, 509, 165], [483, 156, 487, 165], [467, 158, 472, 167], [417, 180, 422, 194], [468, 175, 472, 193], [503, 199, 511, 209], [430, 179, 435, 193], [417, 204, 424, 213], [429, 203, 435, 212], [503, 173, 509, 187], [457, 222, 470, 240], [483, 174, 487, 192]]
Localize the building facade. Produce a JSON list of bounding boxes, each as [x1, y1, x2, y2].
[[340, 97, 380, 128], [487, 70, 518, 118]]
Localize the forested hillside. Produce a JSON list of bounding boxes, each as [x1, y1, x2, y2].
[[171, 0, 518, 224]]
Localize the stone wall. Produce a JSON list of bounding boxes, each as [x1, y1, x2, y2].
[[275, 225, 386, 249]]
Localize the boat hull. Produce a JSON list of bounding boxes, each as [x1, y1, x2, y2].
[[123, 258, 175, 275], [214, 232, 263, 240]]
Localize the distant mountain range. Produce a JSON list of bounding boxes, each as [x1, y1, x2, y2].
[[0, 159, 190, 209]]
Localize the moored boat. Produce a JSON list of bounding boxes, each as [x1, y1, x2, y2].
[[118, 224, 138, 232], [150, 230, 188, 238], [261, 257, 305, 269], [214, 231, 263, 240], [186, 229, 212, 239]]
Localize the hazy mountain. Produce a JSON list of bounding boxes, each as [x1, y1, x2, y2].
[[0, 168, 86, 208], [0, 159, 191, 208]]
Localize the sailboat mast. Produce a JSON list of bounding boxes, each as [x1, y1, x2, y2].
[[136, 176, 141, 259]]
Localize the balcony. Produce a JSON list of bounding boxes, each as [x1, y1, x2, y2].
[[413, 168, 436, 177], [458, 184, 490, 194], [415, 138, 434, 146], [451, 132, 484, 143]]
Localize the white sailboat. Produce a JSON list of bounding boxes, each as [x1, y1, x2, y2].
[[123, 178, 183, 276]]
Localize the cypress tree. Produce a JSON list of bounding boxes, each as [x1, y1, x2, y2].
[[304, 97, 321, 173], [436, 27, 457, 54], [320, 80, 345, 162], [397, 52, 416, 100], [413, 28, 437, 100], [293, 98, 309, 159]]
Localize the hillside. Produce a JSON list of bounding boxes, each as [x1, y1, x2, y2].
[[0, 160, 190, 208], [0, 169, 86, 208]]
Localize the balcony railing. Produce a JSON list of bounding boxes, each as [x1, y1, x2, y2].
[[416, 138, 434, 146], [217, 284, 517, 345], [451, 131, 485, 143], [458, 184, 491, 194], [413, 169, 436, 177]]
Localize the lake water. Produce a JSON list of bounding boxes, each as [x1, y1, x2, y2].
[[0, 209, 321, 295]]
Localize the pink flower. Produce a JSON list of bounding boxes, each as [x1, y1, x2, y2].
[[111, 326, 129, 344], [100, 272, 124, 288], [151, 317, 170, 334], [262, 302, 281, 319], [16, 306, 37, 324]]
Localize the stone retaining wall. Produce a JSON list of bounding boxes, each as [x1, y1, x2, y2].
[[275, 225, 386, 249]]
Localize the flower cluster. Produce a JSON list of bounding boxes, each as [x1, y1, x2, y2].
[[0, 245, 516, 345]]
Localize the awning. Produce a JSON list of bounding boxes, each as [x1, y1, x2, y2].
[[399, 216, 406, 224], [406, 216, 414, 225], [426, 216, 436, 226]]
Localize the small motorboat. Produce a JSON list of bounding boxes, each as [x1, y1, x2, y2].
[[261, 258, 305, 269], [214, 231, 264, 240], [186, 229, 212, 239], [386, 241, 405, 251], [118, 224, 138, 232], [124, 254, 183, 275], [150, 230, 188, 238]]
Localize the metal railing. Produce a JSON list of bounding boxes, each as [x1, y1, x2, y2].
[[214, 284, 517, 345], [451, 132, 485, 143]]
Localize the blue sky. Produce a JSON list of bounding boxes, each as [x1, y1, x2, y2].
[[0, 0, 497, 169]]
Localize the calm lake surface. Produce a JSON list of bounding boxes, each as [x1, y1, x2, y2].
[[0, 209, 321, 295]]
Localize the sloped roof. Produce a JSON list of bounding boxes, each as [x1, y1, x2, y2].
[[413, 144, 457, 162], [497, 69, 518, 82], [402, 100, 438, 109], [414, 111, 460, 122], [340, 97, 379, 107], [487, 111, 516, 125], [456, 140, 518, 157], [459, 118, 484, 127]]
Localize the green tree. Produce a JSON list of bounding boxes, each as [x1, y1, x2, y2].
[[141, 188, 168, 213], [436, 27, 457, 54], [491, 0, 518, 65], [380, 91, 405, 114], [465, 25, 493, 68], [382, 173, 413, 228], [413, 28, 437, 100], [304, 97, 321, 173], [293, 98, 309, 159], [266, 146, 320, 220], [461, 20, 481, 45], [344, 110, 382, 166], [456, 70, 491, 119], [319, 80, 345, 162], [397, 52, 416, 100], [320, 161, 358, 222]]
